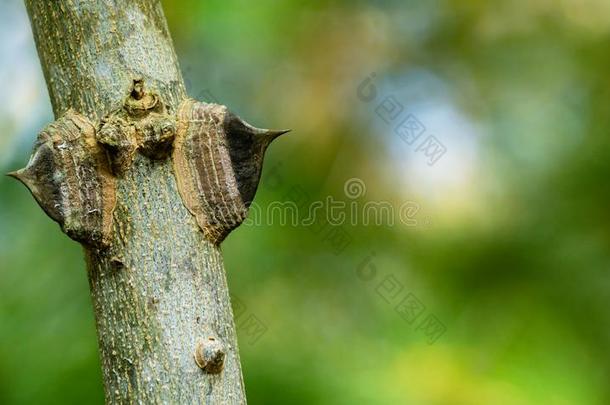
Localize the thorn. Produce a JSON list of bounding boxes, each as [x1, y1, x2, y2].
[[247, 125, 290, 137], [225, 111, 291, 143], [6, 169, 24, 181], [263, 129, 291, 138], [245, 123, 291, 144], [255, 128, 291, 144]]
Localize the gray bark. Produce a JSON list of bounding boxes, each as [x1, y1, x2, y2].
[[22, 1, 247, 403]]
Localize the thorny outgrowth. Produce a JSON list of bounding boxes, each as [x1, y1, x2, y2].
[[9, 79, 289, 247], [174, 99, 289, 244], [8, 111, 116, 247]]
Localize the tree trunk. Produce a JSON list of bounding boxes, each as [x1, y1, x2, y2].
[[14, 1, 281, 403]]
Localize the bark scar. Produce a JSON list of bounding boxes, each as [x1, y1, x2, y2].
[[97, 79, 177, 174]]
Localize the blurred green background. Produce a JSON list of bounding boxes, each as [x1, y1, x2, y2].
[[1, 0, 609, 403]]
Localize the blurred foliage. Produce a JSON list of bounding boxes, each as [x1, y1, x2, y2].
[[1, 0, 610, 403]]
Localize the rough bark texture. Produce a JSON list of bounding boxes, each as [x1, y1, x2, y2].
[[23, 1, 247, 403]]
